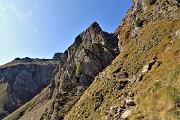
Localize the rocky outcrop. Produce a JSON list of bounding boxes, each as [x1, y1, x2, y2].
[[64, 0, 180, 120], [117, 0, 180, 39], [3, 22, 119, 120], [3, 0, 180, 120], [40, 22, 119, 119], [57, 22, 118, 93], [52, 53, 64, 60], [0, 60, 58, 119]]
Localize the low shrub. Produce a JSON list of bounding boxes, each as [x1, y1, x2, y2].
[[135, 17, 143, 27], [87, 41, 92, 52], [75, 62, 81, 78], [145, 0, 156, 5]]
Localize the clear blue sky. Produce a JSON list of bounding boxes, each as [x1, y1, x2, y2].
[[0, 0, 132, 65]]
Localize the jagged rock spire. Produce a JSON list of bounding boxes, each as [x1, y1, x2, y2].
[[86, 21, 102, 34], [89, 22, 102, 31]]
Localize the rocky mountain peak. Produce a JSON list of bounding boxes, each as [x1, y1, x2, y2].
[[88, 21, 102, 32], [3, 1, 180, 120], [63, 1, 180, 119], [81, 22, 103, 42], [38, 22, 119, 119]]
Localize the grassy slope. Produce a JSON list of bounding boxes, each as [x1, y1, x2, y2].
[[4, 1, 180, 119], [65, 19, 180, 120], [3, 87, 51, 120], [0, 83, 8, 113]]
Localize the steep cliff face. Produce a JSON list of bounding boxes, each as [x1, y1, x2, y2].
[[48, 22, 119, 119], [65, 0, 180, 119], [0, 58, 59, 119], [3, 0, 180, 120], [56, 22, 118, 94], [4, 22, 119, 120]]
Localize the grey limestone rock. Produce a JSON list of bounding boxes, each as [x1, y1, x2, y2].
[[0, 61, 57, 119], [55, 22, 119, 94], [40, 22, 119, 119]]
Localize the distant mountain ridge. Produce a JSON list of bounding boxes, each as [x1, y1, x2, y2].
[[2, 0, 180, 119], [0, 54, 64, 119], [1, 22, 119, 120]]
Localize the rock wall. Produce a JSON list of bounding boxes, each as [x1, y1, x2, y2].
[[40, 22, 119, 119], [0, 61, 57, 119]]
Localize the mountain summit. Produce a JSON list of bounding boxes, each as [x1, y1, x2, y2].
[[88, 21, 102, 33], [2, 0, 180, 120], [2, 22, 119, 120]]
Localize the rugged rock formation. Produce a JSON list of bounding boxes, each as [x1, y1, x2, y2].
[[0, 59, 58, 119], [56, 22, 118, 93], [46, 22, 119, 119], [39, 22, 119, 120], [52, 53, 64, 60], [3, 0, 180, 120], [65, 0, 180, 119], [3, 22, 119, 120]]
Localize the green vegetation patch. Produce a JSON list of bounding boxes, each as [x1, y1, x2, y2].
[[75, 62, 81, 78], [135, 17, 143, 27], [145, 0, 156, 6]]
